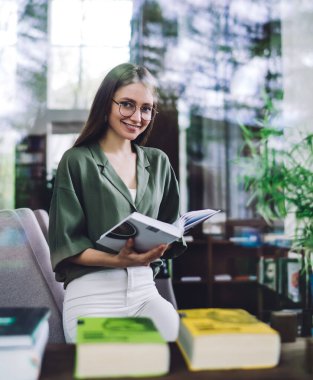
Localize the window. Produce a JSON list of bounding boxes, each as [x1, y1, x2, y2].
[[48, 0, 133, 109], [131, 0, 283, 217]]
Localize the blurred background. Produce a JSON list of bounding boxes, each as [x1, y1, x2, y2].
[[0, 0, 312, 220]]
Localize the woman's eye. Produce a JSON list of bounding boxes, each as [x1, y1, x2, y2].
[[141, 106, 152, 113], [121, 101, 134, 109]]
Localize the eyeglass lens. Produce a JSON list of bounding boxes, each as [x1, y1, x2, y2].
[[118, 101, 154, 121]]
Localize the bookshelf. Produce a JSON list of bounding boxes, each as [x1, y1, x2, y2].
[[172, 226, 291, 317], [15, 134, 49, 210], [172, 238, 211, 309], [172, 235, 262, 314]]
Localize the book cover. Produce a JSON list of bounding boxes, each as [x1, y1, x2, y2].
[[75, 316, 170, 378], [286, 260, 301, 302], [96, 209, 220, 253], [0, 320, 49, 380], [177, 308, 281, 371], [278, 257, 301, 302], [259, 257, 277, 291], [277, 257, 301, 302], [0, 307, 50, 347]]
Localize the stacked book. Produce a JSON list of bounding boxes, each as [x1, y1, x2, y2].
[[74, 310, 281, 377], [75, 316, 169, 378], [177, 308, 281, 371], [0, 307, 50, 380]]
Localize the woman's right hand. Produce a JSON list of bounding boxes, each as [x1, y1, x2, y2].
[[116, 238, 168, 267]]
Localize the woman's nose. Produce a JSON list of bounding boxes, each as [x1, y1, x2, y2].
[[130, 107, 142, 122]]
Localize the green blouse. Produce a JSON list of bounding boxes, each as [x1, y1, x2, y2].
[[48, 142, 186, 287]]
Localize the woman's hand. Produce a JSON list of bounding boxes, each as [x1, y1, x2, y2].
[[116, 238, 168, 267], [67, 239, 169, 269]]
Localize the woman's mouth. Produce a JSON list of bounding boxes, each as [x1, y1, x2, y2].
[[122, 121, 141, 132]]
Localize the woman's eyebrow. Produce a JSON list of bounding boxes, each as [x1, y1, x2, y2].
[[119, 97, 153, 106]]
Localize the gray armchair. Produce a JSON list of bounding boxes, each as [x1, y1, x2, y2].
[[33, 208, 49, 242], [0, 208, 65, 343], [0, 207, 177, 344]]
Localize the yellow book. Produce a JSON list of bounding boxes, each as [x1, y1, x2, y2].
[[177, 308, 281, 371]]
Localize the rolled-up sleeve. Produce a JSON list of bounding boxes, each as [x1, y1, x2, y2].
[[48, 153, 94, 273]]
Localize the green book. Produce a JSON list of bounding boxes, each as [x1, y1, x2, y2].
[[75, 317, 169, 378]]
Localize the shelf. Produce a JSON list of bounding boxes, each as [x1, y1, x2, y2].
[[15, 162, 45, 167], [173, 280, 208, 285], [172, 231, 291, 315], [213, 279, 258, 284], [183, 238, 207, 245], [15, 134, 48, 210]]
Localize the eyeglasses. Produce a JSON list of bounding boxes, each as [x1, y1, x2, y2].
[[112, 99, 158, 121]]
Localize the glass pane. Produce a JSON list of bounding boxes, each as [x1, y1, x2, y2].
[[48, 47, 80, 108], [50, 0, 132, 46], [187, 115, 227, 212], [131, 0, 283, 217], [47, 133, 79, 176], [0, 132, 17, 209], [0, 47, 17, 116], [0, 1, 18, 117], [49, 46, 130, 109], [0, 1, 17, 47], [81, 0, 133, 46], [80, 47, 130, 107], [49, 0, 132, 109], [50, 0, 83, 45]]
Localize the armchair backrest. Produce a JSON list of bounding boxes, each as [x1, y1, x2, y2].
[[33, 208, 49, 242], [155, 277, 178, 309], [0, 208, 65, 343]]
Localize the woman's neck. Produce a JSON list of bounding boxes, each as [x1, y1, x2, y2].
[[99, 133, 137, 189], [99, 133, 134, 156]]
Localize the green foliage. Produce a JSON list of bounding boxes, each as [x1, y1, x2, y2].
[[237, 99, 313, 264], [17, 0, 48, 106], [237, 99, 287, 224]]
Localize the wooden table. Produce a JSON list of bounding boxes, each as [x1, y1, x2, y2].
[[40, 338, 312, 379]]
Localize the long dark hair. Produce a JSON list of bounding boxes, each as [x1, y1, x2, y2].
[[74, 63, 158, 147]]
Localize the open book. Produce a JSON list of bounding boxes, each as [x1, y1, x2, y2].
[[96, 208, 220, 253]]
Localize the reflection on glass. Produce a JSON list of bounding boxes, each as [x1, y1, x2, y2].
[[131, 0, 282, 217], [49, 46, 130, 109], [0, 2, 18, 116], [47, 133, 79, 177], [0, 0, 294, 217], [49, 0, 133, 109], [0, 133, 17, 209]]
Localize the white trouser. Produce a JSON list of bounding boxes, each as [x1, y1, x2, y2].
[[63, 266, 179, 343]]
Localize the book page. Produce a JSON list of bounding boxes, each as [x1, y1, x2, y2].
[[179, 209, 221, 233]]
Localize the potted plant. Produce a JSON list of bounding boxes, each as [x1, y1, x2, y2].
[[237, 98, 313, 314]]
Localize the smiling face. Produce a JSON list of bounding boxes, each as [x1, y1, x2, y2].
[[107, 82, 154, 142]]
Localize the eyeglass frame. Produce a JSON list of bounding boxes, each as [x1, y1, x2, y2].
[[112, 99, 158, 121]]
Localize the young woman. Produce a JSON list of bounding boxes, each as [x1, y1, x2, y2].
[[48, 63, 186, 343]]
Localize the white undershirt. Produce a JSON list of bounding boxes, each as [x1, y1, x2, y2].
[[128, 188, 137, 202]]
